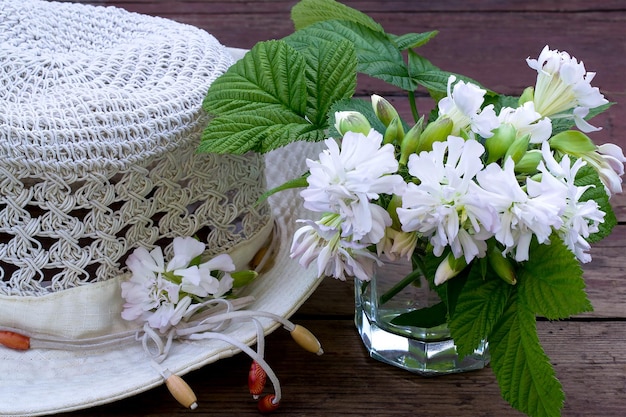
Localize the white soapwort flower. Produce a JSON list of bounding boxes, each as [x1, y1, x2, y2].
[[497, 101, 552, 144], [179, 253, 235, 298], [213, 273, 235, 299], [149, 294, 192, 333], [576, 143, 626, 196], [317, 238, 381, 282], [559, 195, 604, 263], [397, 136, 498, 263], [122, 243, 188, 331], [477, 157, 567, 261], [434, 253, 466, 286], [353, 201, 394, 245], [539, 143, 605, 262], [121, 258, 183, 333], [526, 45, 608, 132], [167, 236, 206, 271], [438, 75, 499, 138], [301, 130, 405, 242], [125, 246, 166, 278], [121, 237, 237, 331], [290, 217, 381, 282], [572, 107, 603, 134]]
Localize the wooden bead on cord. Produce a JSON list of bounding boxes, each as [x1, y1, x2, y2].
[[290, 325, 323, 355], [165, 374, 198, 410], [0, 331, 30, 350]]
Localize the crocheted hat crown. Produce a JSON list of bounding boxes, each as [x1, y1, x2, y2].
[[0, 0, 271, 296]]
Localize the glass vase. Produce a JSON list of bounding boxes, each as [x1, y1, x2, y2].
[[354, 257, 489, 375]]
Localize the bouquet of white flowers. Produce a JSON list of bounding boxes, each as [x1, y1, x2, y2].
[[200, 1, 625, 416]]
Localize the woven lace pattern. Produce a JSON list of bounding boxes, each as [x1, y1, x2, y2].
[[0, 0, 271, 296]]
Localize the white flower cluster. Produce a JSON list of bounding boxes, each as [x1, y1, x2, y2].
[[290, 46, 625, 284], [291, 131, 406, 281], [121, 237, 235, 332]]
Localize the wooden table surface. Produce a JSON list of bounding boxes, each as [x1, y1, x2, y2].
[[60, 1, 626, 416]]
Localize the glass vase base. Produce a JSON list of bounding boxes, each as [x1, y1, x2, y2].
[[355, 308, 489, 376]]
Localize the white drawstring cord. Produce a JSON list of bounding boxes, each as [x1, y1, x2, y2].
[[187, 329, 282, 404], [138, 302, 322, 411]]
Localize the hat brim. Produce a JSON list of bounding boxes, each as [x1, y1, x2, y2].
[[0, 140, 324, 416]]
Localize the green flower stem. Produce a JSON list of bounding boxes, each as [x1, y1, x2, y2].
[[163, 271, 182, 285], [408, 90, 420, 123], [190, 294, 205, 304], [379, 267, 422, 305]]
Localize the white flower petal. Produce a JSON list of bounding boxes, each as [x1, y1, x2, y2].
[[168, 237, 206, 271]]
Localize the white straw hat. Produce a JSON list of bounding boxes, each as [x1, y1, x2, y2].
[[0, 1, 322, 415]]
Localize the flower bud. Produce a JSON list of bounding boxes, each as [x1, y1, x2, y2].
[[390, 230, 418, 261], [548, 130, 596, 156], [383, 115, 404, 145], [372, 94, 400, 127], [514, 149, 542, 174], [386, 194, 403, 229], [487, 247, 516, 285], [418, 116, 453, 152], [377, 227, 418, 262], [434, 253, 467, 286], [503, 133, 530, 164], [231, 270, 259, 287], [399, 116, 425, 165], [334, 111, 371, 136], [519, 86, 534, 106], [485, 123, 516, 163]]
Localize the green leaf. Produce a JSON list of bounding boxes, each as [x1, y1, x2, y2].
[[391, 31, 438, 50], [285, 20, 415, 91], [199, 113, 324, 154], [296, 38, 358, 126], [390, 301, 447, 328], [448, 264, 513, 358], [201, 38, 357, 154], [408, 51, 490, 97], [518, 237, 592, 320], [419, 250, 470, 319], [203, 40, 307, 117], [483, 94, 520, 115], [291, 0, 384, 33], [490, 293, 565, 417], [443, 267, 469, 317], [575, 164, 617, 243]]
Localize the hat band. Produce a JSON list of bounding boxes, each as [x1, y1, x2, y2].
[[0, 219, 274, 340]]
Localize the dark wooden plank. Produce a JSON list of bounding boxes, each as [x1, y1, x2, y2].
[[104, 1, 626, 13], [583, 230, 626, 318], [103, 0, 626, 88], [59, 319, 626, 417]]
